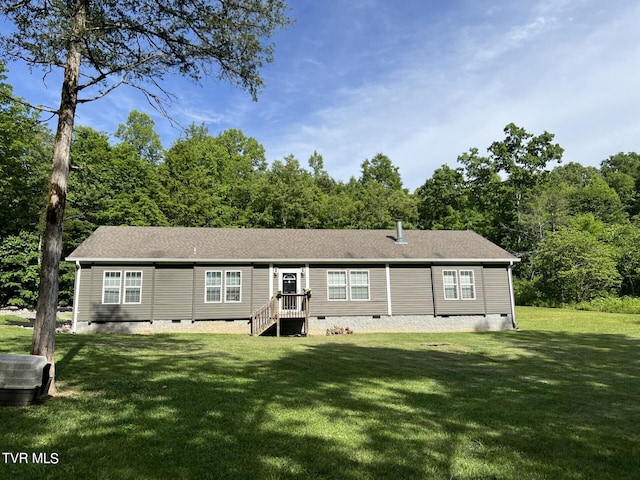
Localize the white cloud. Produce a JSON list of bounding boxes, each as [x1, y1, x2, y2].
[[256, 0, 640, 190], [3, 0, 637, 192]]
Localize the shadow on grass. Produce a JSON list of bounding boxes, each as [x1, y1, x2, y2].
[[1, 329, 639, 479]]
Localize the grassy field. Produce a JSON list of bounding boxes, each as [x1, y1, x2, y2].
[[1, 307, 639, 479]]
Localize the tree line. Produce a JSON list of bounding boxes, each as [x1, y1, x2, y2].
[[2, 71, 639, 308]]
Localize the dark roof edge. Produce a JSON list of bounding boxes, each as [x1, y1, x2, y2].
[[66, 256, 520, 264]]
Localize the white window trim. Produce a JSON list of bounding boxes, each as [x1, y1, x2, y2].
[[459, 270, 476, 300], [327, 270, 371, 301], [204, 270, 223, 304], [443, 270, 459, 301], [349, 270, 370, 301], [102, 271, 122, 305], [443, 269, 477, 301], [225, 270, 242, 303], [123, 271, 143, 304], [327, 270, 348, 301]]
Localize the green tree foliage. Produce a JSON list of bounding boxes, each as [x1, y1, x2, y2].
[[214, 128, 268, 226], [360, 153, 403, 190], [455, 147, 504, 239], [158, 125, 267, 227], [350, 153, 417, 229], [533, 218, 621, 304], [6, 71, 640, 314], [600, 152, 640, 217], [114, 110, 164, 164], [567, 175, 626, 224], [487, 123, 564, 253], [609, 223, 640, 297], [251, 155, 324, 228], [1, 0, 292, 386], [308, 151, 336, 194], [159, 124, 228, 227], [517, 178, 570, 242], [66, 126, 168, 248], [432, 124, 563, 251], [416, 165, 479, 230], [0, 232, 40, 308], [0, 64, 50, 238], [414, 124, 640, 306]]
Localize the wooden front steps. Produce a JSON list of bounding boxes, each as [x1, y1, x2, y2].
[[251, 294, 310, 336]]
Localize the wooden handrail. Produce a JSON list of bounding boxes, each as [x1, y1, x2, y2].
[[251, 296, 277, 336], [251, 294, 311, 336]]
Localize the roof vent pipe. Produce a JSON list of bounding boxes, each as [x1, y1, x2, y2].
[[395, 219, 407, 245]]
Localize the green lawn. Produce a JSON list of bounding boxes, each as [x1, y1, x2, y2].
[[1, 307, 639, 479]]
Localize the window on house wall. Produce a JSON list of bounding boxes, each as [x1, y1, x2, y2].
[[327, 271, 347, 300], [443, 270, 458, 300], [205, 271, 222, 303], [124, 271, 143, 304], [102, 271, 122, 304], [459, 270, 476, 300], [102, 271, 143, 304], [225, 271, 242, 302], [350, 270, 370, 300], [443, 269, 477, 300]]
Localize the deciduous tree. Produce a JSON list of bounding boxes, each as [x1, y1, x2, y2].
[[0, 63, 50, 238], [533, 217, 621, 304], [0, 0, 291, 391], [0, 232, 41, 308], [114, 110, 164, 164]]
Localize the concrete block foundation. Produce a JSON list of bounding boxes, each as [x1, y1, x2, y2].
[[73, 314, 514, 335]]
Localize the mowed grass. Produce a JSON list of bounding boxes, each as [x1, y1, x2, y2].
[[1, 307, 639, 479]]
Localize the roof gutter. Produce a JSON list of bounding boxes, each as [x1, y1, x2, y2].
[[65, 256, 521, 264]]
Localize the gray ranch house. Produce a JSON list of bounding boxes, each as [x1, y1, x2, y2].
[[66, 223, 519, 335]]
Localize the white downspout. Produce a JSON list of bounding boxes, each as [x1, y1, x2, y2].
[[305, 263, 310, 291], [71, 261, 81, 334], [507, 261, 517, 329], [385, 264, 392, 316]]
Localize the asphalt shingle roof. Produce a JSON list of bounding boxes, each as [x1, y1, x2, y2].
[[67, 226, 518, 263]]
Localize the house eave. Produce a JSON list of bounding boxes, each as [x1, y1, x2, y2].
[[65, 256, 520, 264]]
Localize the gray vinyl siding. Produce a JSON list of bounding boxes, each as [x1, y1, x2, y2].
[[389, 265, 434, 315], [193, 265, 253, 320], [309, 264, 387, 317], [251, 265, 270, 311], [75, 264, 93, 322], [483, 266, 512, 314], [153, 265, 194, 321], [432, 265, 485, 315], [74, 261, 514, 326], [83, 265, 154, 322]]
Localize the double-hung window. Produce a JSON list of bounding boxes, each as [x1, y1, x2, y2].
[[459, 270, 476, 300], [102, 271, 142, 304], [102, 271, 122, 304], [205, 270, 241, 303], [124, 271, 143, 304], [327, 271, 347, 300], [205, 271, 222, 303], [443, 270, 459, 300], [327, 270, 370, 300], [443, 269, 476, 300], [225, 271, 242, 302], [350, 271, 370, 300]]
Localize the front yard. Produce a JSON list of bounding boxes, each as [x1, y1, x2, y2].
[[1, 307, 639, 479]]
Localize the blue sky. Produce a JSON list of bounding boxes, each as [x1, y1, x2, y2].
[[3, 0, 640, 190]]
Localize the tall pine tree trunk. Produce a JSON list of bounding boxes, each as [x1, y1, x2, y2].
[[31, 1, 85, 395]]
